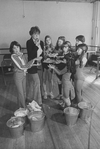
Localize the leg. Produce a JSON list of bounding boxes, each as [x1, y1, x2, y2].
[[31, 73, 42, 105], [14, 73, 26, 108], [27, 73, 34, 102], [74, 79, 84, 103], [43, 69, 48, 99], [62, 74, 71, 106], [22, 76, 26, 103], [70, 84, 75, 100], [48, 69, 54, 98]]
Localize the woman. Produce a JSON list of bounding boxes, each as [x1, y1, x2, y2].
[[10, 41, 40, 108], [43, 35, 54, 99], [26, 26, 44, 106], [48, 41, 76, 107], [54, 36, 66, 100], [74, 43, 88, 103]]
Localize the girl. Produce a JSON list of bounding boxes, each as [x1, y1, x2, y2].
[[75, 35, 85, 50], [54, 36, 66, 100], [43, 35, 54, 99], [9, 41, 40, 108], [74, 43, 88, 103], [49, 41, 76, 107], [26, 26, 44, 106]]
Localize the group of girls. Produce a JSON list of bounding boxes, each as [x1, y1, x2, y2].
[[9, 26, 88, 109], [43, 35, 88, 107]]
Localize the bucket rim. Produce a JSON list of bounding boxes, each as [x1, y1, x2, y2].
[[78, 101, 93, 109], [6, 117, 25, 128], [28, 111, 45, 121], [64, 107, 79, 115]]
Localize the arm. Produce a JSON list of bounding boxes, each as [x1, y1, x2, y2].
[[82, 56, 87, 67], [21, 56, 42, 68], [75, 56, 87, 67], [11, 54, 41, 70], [48, 64, 67, 75]]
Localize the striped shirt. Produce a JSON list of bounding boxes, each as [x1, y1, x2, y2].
[[11, 53, 27, 75]]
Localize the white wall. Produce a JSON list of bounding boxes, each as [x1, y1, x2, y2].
[[0, 0, 93, 63], [91, 1, 100, 51]]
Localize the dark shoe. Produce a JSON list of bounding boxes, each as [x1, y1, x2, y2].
[[56, 94, 63, 100], [25, 98, 31, 105]]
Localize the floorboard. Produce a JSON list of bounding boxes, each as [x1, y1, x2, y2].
[[0, 66, 100, 149]]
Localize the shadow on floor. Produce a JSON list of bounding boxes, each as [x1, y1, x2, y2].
[[51, 112, 66, 125], [43, 98, 64, 111], [0, 113, 13, 138]]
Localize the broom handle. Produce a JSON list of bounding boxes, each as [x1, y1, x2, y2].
[[88, 109, 93, 149], [88, 98, 100, 149]]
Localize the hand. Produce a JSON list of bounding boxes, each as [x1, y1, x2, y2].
[[75, 59, 80, 65], [35, 39, 40, 47], [55, 60, 61, 64], [32, 63, 41, 66], [49, 53, 58, 58], [48, 64, 55, 70], [34, 56, 42, 62]]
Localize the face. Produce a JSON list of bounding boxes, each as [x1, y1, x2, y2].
[[57, 39, 64, 47], [63, 45, 69, 53], [77, 48, 82, 55], [13, 45, 20, 55], [46, 37, 52, 45], [76, 39, 82, 46], [32, 32, 40, 41]]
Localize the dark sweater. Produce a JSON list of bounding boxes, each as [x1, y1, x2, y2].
[[26, 38, 44, 74]]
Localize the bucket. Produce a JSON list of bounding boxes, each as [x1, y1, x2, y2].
[[14, 108, 28, 117], [78, 101, 93, 120], [28, 111, 45, 132], [64, 107, 79, 126], [6, 117, 25, 138]]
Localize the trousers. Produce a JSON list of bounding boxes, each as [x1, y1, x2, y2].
[[14, 72, 26, 108], [27, 73, 42, 105], [62, 73, 75, 100]]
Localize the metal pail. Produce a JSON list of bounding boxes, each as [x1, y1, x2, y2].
[[28, 111, 45, 132], [6, 117, 25, 138], [64, 107, 79, 126], [78, 101, 93, 120]]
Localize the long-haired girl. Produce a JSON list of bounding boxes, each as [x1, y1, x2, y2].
[[74, 43, 88, 103], [43, 35, 54, 99]]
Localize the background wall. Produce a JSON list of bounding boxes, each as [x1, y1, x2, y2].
[[0, 0, 93, 63], [91, 1, 100, 51]]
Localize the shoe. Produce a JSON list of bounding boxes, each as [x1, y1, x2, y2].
[[66, 100, 71, 107], [59, 101, 66, 110], [59, 101, 65, 107], [43, 93, 47, 99], [63, 97, 71, 107], [26, 98, 32, 105], [49, 92, 54, 99], [56, 94, 63, 100]]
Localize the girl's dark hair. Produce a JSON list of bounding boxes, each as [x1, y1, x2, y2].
[[58, 36, 66, 42], [55, 36, 66, 50], [9, 41, 21, 54], [78, 43, 88, 53], [44, 35, 54, 53], [62, 41, 71, 49], [76, 35, 85, 43], [77, 43, 88, 67], [29, 26, 40, 36], [44, 35, 53, 47]]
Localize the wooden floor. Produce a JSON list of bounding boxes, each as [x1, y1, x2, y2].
[[0, 66, 100, 149]]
